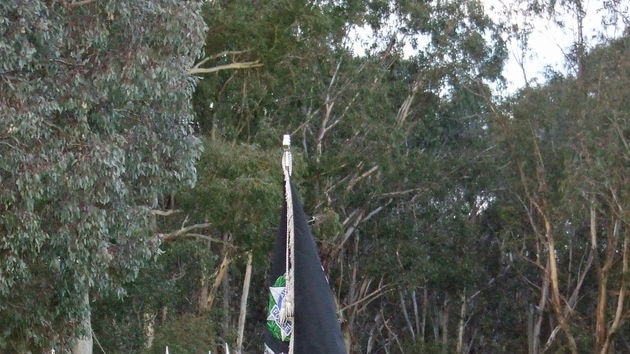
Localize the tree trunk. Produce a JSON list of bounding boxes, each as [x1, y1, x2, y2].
[[457, 289, 467, 354], [532, 266, 549, 354], [544, 217, 578, 354], [411, 289, 421, 343], [198, 242, 209, 313], [431, 292, 440, 342], [236, 252, 253, 354], [594, 204, 608, 351], [421, 286, 428, 342], [400, 290, 416, 341], [144, 312, 156, 350], [202, 242, 231, 313], [520, 133, 577, 353], [71, 292, 93, 354], [598, 219, 628, 354], [440, 293, 450, 354], [222, 258, 231, 337], [527, 304, 535, 354]]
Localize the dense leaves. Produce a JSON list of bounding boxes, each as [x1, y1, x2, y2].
[[0, 0, 205, 351], [3, 0, 630, 353], [162, 0, 508, 352]]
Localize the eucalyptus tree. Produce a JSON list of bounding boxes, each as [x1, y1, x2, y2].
[[346, 1, 508, 352], [570, 35, 630, 354], [189, 0, 508, 352], [490, 33, 630, 354], [0, 0, 206, 352]]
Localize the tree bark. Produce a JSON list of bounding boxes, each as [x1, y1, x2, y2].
[[594, 204, 608, 351], [597, 218, 628, 354], [520, 132, 578, 354], [457, 289, 467, 354], [143, 312, 156, 350], [531, 263, 549, 354], [441, 293, 450, 354], [203, 244, 231, 313], [236, 252, 253, 354], [544, 216, 578, 354], [400, 290, 416, 341], [422, 286, 428, 342], [71, 292, 93, 354]]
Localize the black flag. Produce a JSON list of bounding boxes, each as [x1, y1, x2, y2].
[[264, 183, 347, 354]]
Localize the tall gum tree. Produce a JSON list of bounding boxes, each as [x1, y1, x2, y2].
[[0, 0, 206, 352], [575, 35, 630, 354]]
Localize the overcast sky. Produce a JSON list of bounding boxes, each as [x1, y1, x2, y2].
[[347, 0, 627, 94], [483, 0, 628, 93]]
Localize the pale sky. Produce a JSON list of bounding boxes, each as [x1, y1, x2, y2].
[[348, 0, 628, 94], [482, 0, 628, 93]]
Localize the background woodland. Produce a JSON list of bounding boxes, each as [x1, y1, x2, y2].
[[1, 0, 630, 353]]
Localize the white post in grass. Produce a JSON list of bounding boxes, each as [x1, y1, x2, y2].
[[165, 346, 169, 354]]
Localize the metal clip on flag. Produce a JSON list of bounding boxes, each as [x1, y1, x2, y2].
[[282, 134, 292, 177]]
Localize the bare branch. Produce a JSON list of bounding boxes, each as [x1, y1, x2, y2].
[[151, 209, 181, 216], [65, 0, 99, 7], [396, 74, 423, 126], [346, 165, 379, 191], [188, 61, 263, 76], [205, 251, 231, 311], [363, 205, 385, 223], [0, 140, 22, 152], [206, 50, 252, 61], [380, 188, 428, 198], [155, 223, 218, 243], [339, 281, 393, 313]]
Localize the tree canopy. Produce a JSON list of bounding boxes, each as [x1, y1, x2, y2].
[[2, 0, 630, 353], [0, 0, 205, 351]]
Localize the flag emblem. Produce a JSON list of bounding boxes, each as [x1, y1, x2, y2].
[[266, 273, 293, 341]]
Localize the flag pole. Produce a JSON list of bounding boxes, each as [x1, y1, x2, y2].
[[281, 134, 295, 354], [264, 134, 348, 354]]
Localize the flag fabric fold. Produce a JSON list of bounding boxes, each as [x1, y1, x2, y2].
[[264, 183, 347, 354]]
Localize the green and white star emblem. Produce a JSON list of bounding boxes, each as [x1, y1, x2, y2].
[[266, 273, 293, 341]]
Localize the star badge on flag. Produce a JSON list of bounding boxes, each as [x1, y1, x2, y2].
[[266, 274, 293, 342]]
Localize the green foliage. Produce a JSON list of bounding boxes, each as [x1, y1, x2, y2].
[[90, 136, 296, 352], [176, 138, 292, 255], [492, 34, 630, 352], [65, 0, 630, 348], [92, 240, 216, 353], [18, 0, 630, 352], [0, 0, 206, 350], [186, 1, 509, 353], [91, 294, 146, 353], [149, 314, 215, 354]]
